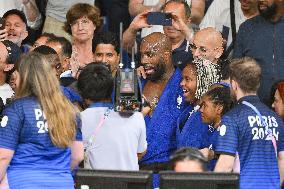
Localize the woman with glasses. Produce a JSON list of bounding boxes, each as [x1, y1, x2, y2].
[[64, 3, 101, 78], [0, 52, 84, 189]]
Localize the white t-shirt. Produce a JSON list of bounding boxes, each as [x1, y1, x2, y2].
[[81, 107, 147, 170], [0, 83, 14, 105], [199, 0, 246, 48]]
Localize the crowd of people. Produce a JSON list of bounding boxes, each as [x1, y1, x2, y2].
[[0, 0, 284, 189]]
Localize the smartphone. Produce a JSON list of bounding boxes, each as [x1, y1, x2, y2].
[[0, 17, 5, 30], [147, 12, 172, 26]]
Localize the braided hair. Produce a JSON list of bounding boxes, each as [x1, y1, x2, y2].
[[194, 58, 221, 99], [204, 86, 233, 115]]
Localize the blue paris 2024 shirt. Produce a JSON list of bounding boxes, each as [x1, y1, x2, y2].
[[0, 96, 82, 189], [215, 95, 284, 189]]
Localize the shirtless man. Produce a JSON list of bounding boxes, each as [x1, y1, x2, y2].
[[139, 32, 186, 177]]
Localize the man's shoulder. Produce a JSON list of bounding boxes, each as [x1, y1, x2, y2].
[[174, 67, 182, 76], [3, 97, 38, 117], [222, 103, 247, 121], [81, 107, 104, 117], [239, 15, 266, 31], [10, 96, 37, 107]]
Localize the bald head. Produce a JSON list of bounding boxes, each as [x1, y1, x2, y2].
[[141, 32, 172, 53], [196, 27, 223, 47], [191, 27, 224, 63]]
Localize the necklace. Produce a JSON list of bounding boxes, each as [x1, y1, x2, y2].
[[143, 95, 160, 116]]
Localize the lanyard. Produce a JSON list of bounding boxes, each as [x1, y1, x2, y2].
[[242, 101, 277, 155], [87, 102, 113, 145]]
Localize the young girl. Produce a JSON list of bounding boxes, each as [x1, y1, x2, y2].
[[199, 86, 233, 170]]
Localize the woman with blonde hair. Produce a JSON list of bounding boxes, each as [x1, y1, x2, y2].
[[0, 52, 84, 189]]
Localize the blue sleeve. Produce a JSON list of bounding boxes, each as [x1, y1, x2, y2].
[[61, 86, 82, 103], [75, 115, 82, 141], [214, 115, 238, 156], [0, 104, 22, 150]]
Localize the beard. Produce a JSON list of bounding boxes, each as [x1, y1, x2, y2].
[[143, 59, 166, 82], [259, 3, 277, 20]]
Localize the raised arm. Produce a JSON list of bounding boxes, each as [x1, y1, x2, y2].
[[190, 0, 205, 25], [22, 0, 42, 29], [129, 0, 166, 17], [123, 11, 151, 52]]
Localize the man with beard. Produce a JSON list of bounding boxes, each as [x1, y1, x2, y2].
[[138, 32, 186, 180], [2, 9, 29, 53], [233, 0, 284, 105], [189, 27, 223, 98], [214, 57, 284, 189], [200, 0, 259, 51]]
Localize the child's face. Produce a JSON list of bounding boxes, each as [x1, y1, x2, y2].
[[180, 65, 197, 103], [199, 95, 220, 125]]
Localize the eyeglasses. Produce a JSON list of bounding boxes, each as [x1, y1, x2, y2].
[[70, 18, 91, 28], [189, 43, 219, 54]]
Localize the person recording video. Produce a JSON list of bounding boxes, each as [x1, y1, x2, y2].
[[77, 63, 147, 170]]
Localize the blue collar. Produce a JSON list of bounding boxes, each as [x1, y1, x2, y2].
[[89, 102, 113, 108], [218, 81, 231, 88], [172, 39, 188, 52], [237, 95, 260, 104]]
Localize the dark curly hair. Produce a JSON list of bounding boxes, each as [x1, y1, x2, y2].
[[204, 86, 233, 116]]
